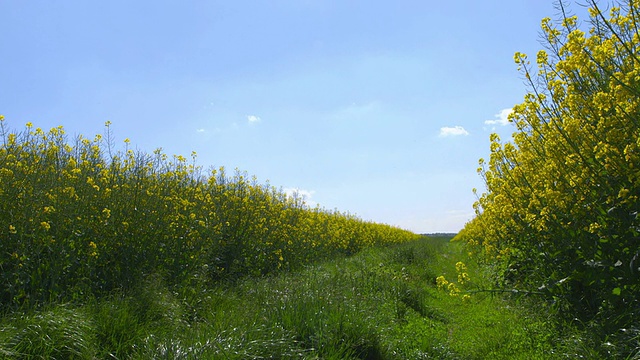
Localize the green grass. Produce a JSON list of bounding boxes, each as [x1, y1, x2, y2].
[[0, 236, 597, 359]]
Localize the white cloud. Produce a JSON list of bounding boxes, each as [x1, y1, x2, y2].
[[439, 126, 469, 137], [331, 101, 381, 121], [484, 108, 513, 126], [283, 187, 317, 207], [196, 128, 205, 133], [247, 115, 261, 123]]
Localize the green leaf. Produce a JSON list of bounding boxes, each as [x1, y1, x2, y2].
[[612, 287, 622, 296]]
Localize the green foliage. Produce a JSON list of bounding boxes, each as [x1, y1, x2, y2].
[[456, 0, 640, 356], [0, 117, 420, 310], [0, 237, 564, 359], [0, 305, 97, 359]]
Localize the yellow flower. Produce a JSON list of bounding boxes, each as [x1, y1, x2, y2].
[[0, 168, 14, 178], [88, 241, 98, 257], [41, 221, 51, 231], [458, 272, 471, 285], [436, 275, 449, 290], [448, 283, 461, 297], [8, 225, 16, 234]]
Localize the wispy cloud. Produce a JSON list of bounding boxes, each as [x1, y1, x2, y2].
[[283, 187, 317, 207], [439, 126, 469, 137], [196, 128, 205, 133], [247, 115, 261, 123], [331, 101, 381, 121], [484, 108, 513, 126]]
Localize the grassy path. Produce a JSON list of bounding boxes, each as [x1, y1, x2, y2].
[[0, 236, 564, 359]]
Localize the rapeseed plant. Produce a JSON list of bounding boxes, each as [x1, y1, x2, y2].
[[456, 1, 640, 355], [436, 261, 472, 299], [0, 117, 421, 309]]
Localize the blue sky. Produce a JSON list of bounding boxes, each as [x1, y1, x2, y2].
[[1, 1, 572, 233]]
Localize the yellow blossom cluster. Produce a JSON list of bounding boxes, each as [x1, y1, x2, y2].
[[436, 261, 472, 299], [455, 0, 640, 318], [456, 261, 470, 285], [0, 117, 421, 307]]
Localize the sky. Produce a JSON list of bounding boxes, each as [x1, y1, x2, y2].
[[0, 1, 585, 233]]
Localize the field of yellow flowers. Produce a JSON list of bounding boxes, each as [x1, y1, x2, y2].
[[0, 117, 420, 309], [456, 0, 640, 355]]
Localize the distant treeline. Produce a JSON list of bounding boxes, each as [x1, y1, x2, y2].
[[422, 233, 457, 237]]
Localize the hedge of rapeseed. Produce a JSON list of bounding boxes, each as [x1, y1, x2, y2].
[[0, 118, 420, 309], [456, 0, 640, 335]]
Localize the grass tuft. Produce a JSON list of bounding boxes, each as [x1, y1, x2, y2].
[[1, 304, 96, 359]]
